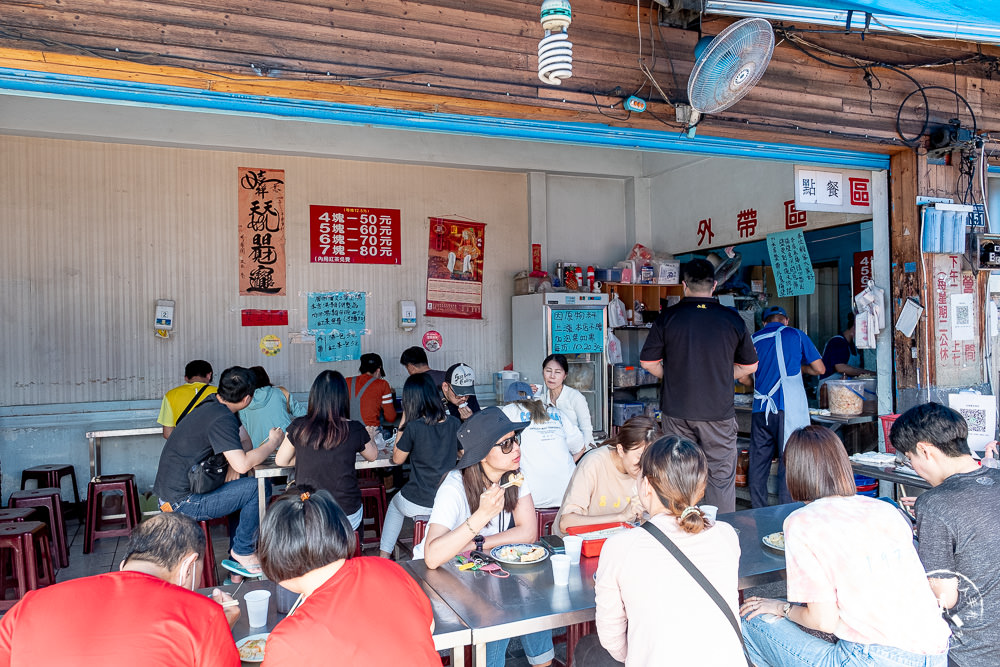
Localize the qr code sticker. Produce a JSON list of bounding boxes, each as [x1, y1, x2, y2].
[[955, 305, 970, 326], [959, 408, 986, 432]]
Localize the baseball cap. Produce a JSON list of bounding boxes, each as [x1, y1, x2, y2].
[[762, 306, 787, 321], [457, 407, 530, 470], [503, 381, 535, 403], [445, 363, 476, 396]]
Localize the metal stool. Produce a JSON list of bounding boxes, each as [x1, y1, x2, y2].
[[0, 521, 55, 610], [83, 474, 141, 554], [20, 464, 81, 509], [8, 488, 69, 568], [359, 479, 387, 546]]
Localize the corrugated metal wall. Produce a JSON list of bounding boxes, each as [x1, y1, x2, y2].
[[0, 135, 528, 406]]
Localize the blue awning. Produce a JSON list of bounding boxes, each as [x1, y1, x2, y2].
[[781, 1, 1000, 26]]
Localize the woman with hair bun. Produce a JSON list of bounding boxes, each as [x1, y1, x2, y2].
[[578, 435, 743, 667], [257, 489, 439, 666]]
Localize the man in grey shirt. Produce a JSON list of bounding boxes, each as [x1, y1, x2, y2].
[[891, 402, 1000, 667]]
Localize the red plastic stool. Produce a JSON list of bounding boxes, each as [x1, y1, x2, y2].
[[0, 508, 40, 524], [565, 621, 595, 667], [8, 488, 69, 568], [359, 479, 387, 546], [412, 516, 429, 548], [83, 474, 141, 554], [20, 464, 81, 509], [353, 530, 363, 557], [535, 507, 559, 538], [198, 520, 218, 588], [0, 521, 55, 610]]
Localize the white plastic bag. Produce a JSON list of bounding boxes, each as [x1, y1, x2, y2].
[[608, 293, 628, 328], [607, 331, 624, 364]]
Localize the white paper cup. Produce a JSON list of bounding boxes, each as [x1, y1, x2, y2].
[[551, 554, 571, 586], [699, 505, 718, 522], [563, 535, 584, 564], [244, 589, 271, 628]]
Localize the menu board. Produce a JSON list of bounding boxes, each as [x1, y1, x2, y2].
[[551, 308, 604, 354], [306, 291, 366, 333], [310, 205, 400, 264], [766, 230, 816, 298]]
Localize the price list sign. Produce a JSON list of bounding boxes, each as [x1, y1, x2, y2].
[[766, 229, 816, 298], [551, 308, 604, 354], [310, 205, 400, 265]]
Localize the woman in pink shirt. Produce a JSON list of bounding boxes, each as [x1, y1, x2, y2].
[[740, 426, 950, 667]]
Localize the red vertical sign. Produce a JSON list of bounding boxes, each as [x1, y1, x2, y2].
[[852, 250, 873, 299], [310, 205, 401, 264]]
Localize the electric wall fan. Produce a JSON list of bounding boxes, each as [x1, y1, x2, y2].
[[685, 17, 775, 136]]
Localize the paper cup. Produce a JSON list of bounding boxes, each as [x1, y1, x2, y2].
[[699, 505, 718, 522], [563, 535, 584, 564], [244, 589, 271, 628], [551, 554, 571, 586]]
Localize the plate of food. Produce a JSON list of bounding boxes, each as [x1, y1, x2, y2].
[[762, 531, 785, 552], [236, 633, 268, 663], [491, 543, 549, 565]]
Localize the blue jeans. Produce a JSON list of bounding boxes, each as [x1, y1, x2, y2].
[[379, 491, 432, 555], [486, 630, 554, 667], [742, 614, 947, 667], [172, 477, 261, 556]]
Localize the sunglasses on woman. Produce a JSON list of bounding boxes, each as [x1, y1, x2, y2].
[[494, 433, 520, 454]]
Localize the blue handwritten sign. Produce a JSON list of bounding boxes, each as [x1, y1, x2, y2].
[[307, 291, 366, 333], [767, 230, 816, 298], [551, 308, 604, 354], [315, 331, 362, 362]]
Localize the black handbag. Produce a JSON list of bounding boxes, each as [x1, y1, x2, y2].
[[187, 452, 229, 494]]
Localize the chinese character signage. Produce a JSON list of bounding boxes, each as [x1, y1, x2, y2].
[[551, 308, 604, 354], [306, 291, 367, 363], [315, 331, 363, 363], [766, 230, 816, 297], [238, 168, 286, 295], [425, 218, 485, 320], [309, 205, 400, 264], [852, 251, 873, 299], [794, 167, 872, 214], [932, 255, 979, 386]]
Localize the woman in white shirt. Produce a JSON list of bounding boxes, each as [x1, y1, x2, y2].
[[501, 381, 584, 509], [534, 354, 595, 447], [417, 407, 554, 667], [583, 434, 743, 667]]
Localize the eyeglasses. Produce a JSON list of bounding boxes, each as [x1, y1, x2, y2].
[[494, 434, 520, 454]]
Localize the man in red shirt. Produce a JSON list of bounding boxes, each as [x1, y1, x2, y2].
[[346, 353, 397, 428], [0, 513, 240, 667]]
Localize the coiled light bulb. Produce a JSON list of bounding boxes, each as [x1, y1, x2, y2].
[[539, 0, 572, 86]]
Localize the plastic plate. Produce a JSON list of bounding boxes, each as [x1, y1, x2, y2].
[[490, 543, 549, 565]]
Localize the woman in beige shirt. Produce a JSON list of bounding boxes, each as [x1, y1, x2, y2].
[[582, 435, 743, 667], [554, 416, 660, 536]]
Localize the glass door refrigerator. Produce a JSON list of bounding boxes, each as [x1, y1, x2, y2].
[[511, 292, 609, 437]]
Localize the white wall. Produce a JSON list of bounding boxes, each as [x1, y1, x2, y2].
[[545, 175, 628, 270]]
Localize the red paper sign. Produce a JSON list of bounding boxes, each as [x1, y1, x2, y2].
[[241, 309, 289, 327], [425, 218, 485, 319], [310, 205, 401, 264], [852, 251, 873, 298], [238, 168, 286, 295]]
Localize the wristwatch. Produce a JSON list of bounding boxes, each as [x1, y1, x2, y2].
[[781, 602, 792, 617]]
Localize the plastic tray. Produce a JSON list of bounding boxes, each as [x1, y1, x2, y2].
[[564, 521, 633, 558]]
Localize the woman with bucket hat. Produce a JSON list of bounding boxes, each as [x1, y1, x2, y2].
[[415, 407, 555, 667]]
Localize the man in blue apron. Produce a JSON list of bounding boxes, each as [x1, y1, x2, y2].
[[745, 306, 825, 507]]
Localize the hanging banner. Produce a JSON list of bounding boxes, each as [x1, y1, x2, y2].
[[238, 168, 286, 295], [766, 230, 816, 297], [425, 218, 485, 319], [309, 205, 401, 264]]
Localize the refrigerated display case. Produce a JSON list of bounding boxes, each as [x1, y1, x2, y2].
[[511, 292, 609, 436]]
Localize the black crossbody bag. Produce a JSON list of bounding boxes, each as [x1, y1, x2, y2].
[[175, 383, 211, 426], [641, 522, 753, 667]]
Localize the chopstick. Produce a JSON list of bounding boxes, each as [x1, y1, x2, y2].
[[219, 599, 240, 608], [499, 479, 522, 489]]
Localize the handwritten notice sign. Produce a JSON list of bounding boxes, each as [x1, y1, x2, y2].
[[767, 230, 816, 298], [310, 206, 401, 265], [238, 168, 286, 295], [306, 292, 366, 333], [551, 308, 604, 354], [315, 331, 362, 363]]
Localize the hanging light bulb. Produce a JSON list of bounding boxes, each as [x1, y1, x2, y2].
[[538, 0, 572, 86]]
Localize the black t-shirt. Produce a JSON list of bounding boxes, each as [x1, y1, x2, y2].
[[915, 466, 1000, 666], [396, 416, 463, 507], [287, 419, 370, 515], [445, 394, 481, 421], [153, 397, 243, 503], [639, 296, 757, 421]]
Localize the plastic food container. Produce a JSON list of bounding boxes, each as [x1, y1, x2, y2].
[[858, 377, 877, 415], [612, 401, 644, 426], [565, 521, 633, 558], [827, 379, 865, 416], [613, 364, 637, 387]]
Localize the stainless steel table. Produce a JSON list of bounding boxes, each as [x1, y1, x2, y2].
[[85, 424, 161, 479], [716, 502, 802, 591], [407, 554, 599, 666], [850, 461, 930, 491]]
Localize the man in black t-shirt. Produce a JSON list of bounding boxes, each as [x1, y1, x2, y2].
[[153, 366, 284, 576], [890, 403, 1000, 667], [639, 258, 758, 512]]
